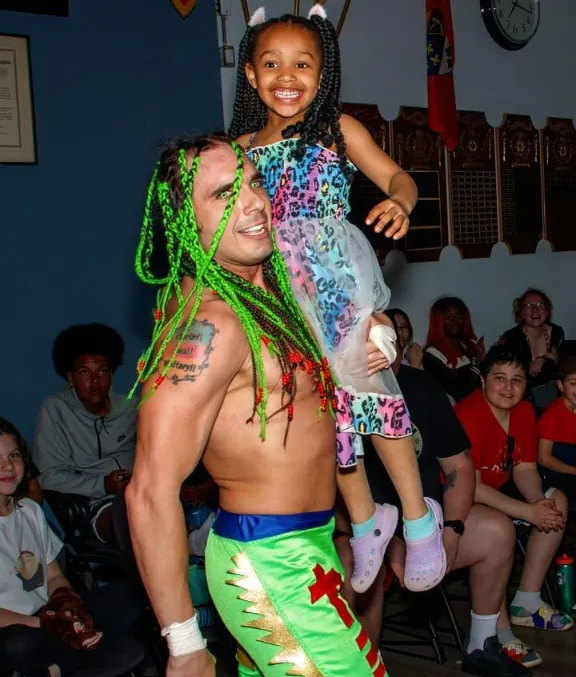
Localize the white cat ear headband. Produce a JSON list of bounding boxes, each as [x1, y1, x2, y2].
[[248, 3, 327, 27]]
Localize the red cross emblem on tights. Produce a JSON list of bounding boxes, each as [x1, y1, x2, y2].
[[309, 564, 386, 677]]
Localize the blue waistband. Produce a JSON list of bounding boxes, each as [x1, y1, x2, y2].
[[212, 508, 334, 542]]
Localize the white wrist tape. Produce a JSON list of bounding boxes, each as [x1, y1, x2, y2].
[[161, 615, 207, 657], [369, 324, 398, 364]]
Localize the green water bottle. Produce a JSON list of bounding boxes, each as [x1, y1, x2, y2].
[[556, 553, 574, 614]]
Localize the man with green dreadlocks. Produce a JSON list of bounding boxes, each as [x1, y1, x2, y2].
[[125, 134, 390, 677]]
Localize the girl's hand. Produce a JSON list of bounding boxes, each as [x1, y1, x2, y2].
[[546, 347, 558, 362], [475, 336, 486, 361], [366, 199, 410, 239], [406, 343, 424, 369], [530, 357, 545, 377]]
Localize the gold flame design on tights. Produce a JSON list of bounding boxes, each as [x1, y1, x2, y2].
[[226, 552, 322, 677]]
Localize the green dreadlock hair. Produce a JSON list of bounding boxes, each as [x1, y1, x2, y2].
[[130, 133, 336, 440]]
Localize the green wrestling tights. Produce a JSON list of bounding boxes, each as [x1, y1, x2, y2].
[[205, 509, 388, 677]]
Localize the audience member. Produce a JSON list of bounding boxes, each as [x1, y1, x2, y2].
[[34, 323, 137, 544], [388, 308, 423, 369], [423, 297, 484, 403], [538, 357, 576, 503], [0, 417, 142, 677], [361, 330, 538, 673], [455, 346, 572, 632], [497, 289, 564, 397]]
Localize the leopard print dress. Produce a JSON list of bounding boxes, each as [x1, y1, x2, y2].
[[247, 137, 412, 466]]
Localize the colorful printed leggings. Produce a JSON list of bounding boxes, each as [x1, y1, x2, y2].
[[205, 509, 388, 677]]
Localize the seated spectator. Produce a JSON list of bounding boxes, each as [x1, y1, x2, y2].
[[423, 297, 484, 403], [388, 308, 423, 369], [0, 417, 143, 677], [345, 330, 539, 673], [34, 323, 137, 544], [455, 346, 572, 633], [538, 357, 576, 503], [497, 289, 564, 398]]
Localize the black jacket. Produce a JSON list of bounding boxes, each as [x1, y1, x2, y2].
[[498, 323, 565, 390], [422, 349, 481, 403]]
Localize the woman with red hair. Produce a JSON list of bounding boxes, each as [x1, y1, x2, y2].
[[423, 297, 485, 403]]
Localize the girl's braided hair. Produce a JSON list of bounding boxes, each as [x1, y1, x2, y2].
[[229, 11, 349, 175], [130, 133, 336, 439]]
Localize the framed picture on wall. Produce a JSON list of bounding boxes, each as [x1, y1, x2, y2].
[[0, 34, 37, 164], [0, 1, 68, 16]]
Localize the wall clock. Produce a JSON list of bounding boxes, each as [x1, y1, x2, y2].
[[480, 0, 540, 51]]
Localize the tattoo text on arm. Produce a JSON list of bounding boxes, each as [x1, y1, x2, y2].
[[165, 319, 219, 385]]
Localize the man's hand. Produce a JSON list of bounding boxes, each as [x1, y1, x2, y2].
[[167, 650, 215, 677], [443, 529, 460, 574], [366, 340, 390, 376], [526, 498, 564, 531], [105, 469, 131, 495], [366, 313, 395, 375], [366, 199, 410, 239]]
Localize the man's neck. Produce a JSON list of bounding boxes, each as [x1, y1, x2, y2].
[[183, 263, 267, 291], [563, 396, 576, 414], [484, 396, 511, 431], [83, 399, 110, 417]]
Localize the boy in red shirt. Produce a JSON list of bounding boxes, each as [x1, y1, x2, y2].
[[456, 346, 572, 634], [538, 357, 576, 501]]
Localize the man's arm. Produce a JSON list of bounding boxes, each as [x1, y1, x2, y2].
[[438, 452, 475, 571], [473, 470, 531, 520], [126, 311, 246, 635], [34, 407, 109, 498], [439, 452, 476, 523], [539, 438, 576, 475], [46, 560, 72, 597], [512, 462, 546, 503]]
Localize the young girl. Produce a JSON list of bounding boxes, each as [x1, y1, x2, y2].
[[0, 417, 103, 677], [231, 5, 446, 593]]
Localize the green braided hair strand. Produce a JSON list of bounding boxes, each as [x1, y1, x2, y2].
[[130, 133, 336, 440]]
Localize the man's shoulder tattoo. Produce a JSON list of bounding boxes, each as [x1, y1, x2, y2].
[[165, 319, 219, 386]]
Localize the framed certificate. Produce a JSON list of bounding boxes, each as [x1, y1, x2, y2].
[[0, 34, 37, 164], [0, 1, 68, 16]]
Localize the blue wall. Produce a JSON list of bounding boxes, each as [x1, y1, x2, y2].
[[0, 0, 223, 439]]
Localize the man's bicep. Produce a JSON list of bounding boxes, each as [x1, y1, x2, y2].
[[438, 452, 471, 476], [135, 314, 246, 487]]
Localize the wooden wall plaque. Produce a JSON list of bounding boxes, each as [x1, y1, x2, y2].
[[448, 111, 498, 258], [497, 114, 543, 254], [542, 117, 576, 252]]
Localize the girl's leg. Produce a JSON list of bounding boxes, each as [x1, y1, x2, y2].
[[337, 459, 376, 525], [371, 435, 446, 592], [370, 435, 426, 520], [337, 459, 399, 594]]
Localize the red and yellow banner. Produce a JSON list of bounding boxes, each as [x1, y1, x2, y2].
[[171, 0, 197, 19]]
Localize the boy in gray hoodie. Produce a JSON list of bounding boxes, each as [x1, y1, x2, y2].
[[34, 323, 137, 543]]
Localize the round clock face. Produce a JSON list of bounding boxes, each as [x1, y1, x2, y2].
[[481, 0, 540, 50]]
